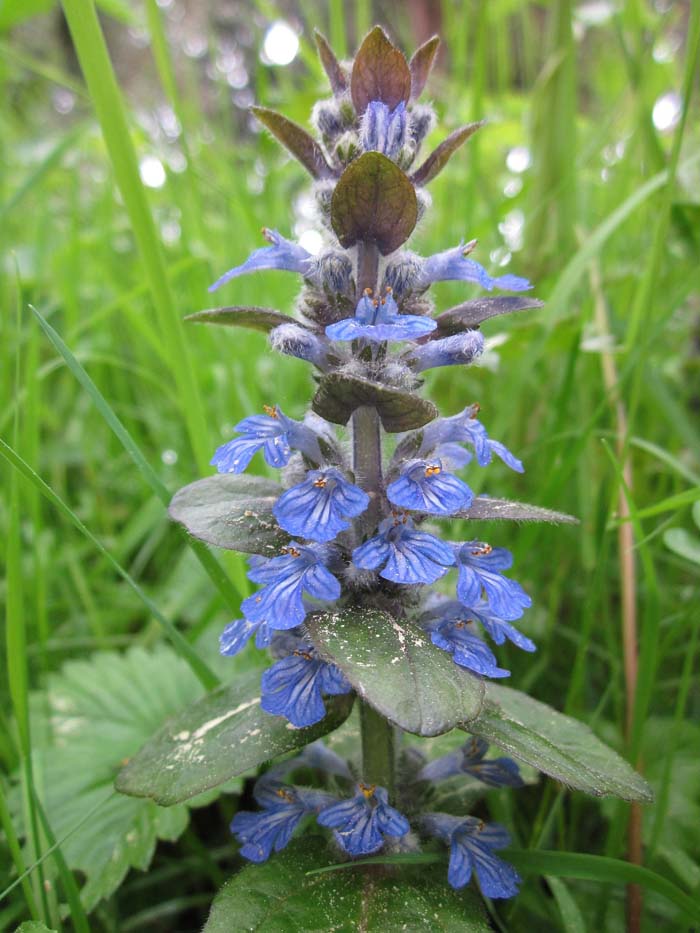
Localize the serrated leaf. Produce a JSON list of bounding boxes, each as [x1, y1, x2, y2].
[[19, 647, 213, 910], [331, 152, 418, 254], [455, 497, 579, 524], [468, 685, 653, 802], [307, 609, 484, 736], [435, 297, 544, 336], [185, 306, 303, 334], [169, 474, 287, 555], [117, 669, 354, 806], [312, 372, 438, 432], [204, 838, 490, 932], [409, 35, 440, 100], [350, 26, 412, 114], [251, 106, 334, 179], [411, 122, 484, 187], [314, 30, 347, 94]]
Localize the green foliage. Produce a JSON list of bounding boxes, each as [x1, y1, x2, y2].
[[204, 838, 490, 933], [116, 670, 354, 806], [11, 646, 209, 910], [168, 474, 286, 555], [307, 609, 484, 735], [469, 685, 653, 801]]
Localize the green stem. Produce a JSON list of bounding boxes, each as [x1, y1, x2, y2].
[[352, 239, 399, 797], [360, 702, 397, 798]]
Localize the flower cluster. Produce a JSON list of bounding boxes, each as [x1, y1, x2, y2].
[[231, 738, 523, 898], [194, 27, 545, 903]]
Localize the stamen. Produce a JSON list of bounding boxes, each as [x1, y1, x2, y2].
[[263, 404, 279, 418], [282, 545, 302, 558], [359, 782, 376, 799], [469, 402, 481, 418], [363, 287, 373, 296], [313, 477, 328, 488], [471, 544, 492, 557], [424, 464, 442, 476], [293, 649, 314, 661], [462, 238, 478, 256], [276, 788, 295, 803]]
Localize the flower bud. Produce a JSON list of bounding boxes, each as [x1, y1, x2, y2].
[[408, 331, 485, 372], [269, 323, 330, 370], [382, 252, 423, 298]]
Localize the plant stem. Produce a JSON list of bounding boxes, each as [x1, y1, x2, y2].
[[360, 702, 397, 797], [352, 239, 398, 797]]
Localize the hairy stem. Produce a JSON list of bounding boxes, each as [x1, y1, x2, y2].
[[353, 239, 398, 796]]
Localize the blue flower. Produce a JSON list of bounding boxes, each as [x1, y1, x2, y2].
[[211, 405, 323, 474], [242, 543, 342, 630], [407, 331, 485, 372], [416, 736, 523, 787], [420, 600, 510, 678], [231, 778, 335, 863], [325, 289, 436, 343], [361, 100, 408, 158], [420, 404, 524, 473], [317, 783, 410, 856], [454, 542, 532, 621], [418, 241, 532, 292], [261, 636, 352, 728], [273, 468, 369, 543], [421, 813, 521, 897], [386, 460, 473, 515], [219, 617, 272, 657], [463, 599, 536, 653], [352, 513, 456, 584], [209, 228, 313, 292]]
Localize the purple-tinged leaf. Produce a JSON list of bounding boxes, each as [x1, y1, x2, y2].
[[411, 122, 484, 186], [314, 30, 347, 95], [350, 26, 412, 114], [331, 152, 417, 254], [409, 35, 440, 100], [312, 372, 437, 432], [435, 297, 544, 336], [454, 497, 579, 524], [185, 306, 307, 334], [251, 106, 335, 179]]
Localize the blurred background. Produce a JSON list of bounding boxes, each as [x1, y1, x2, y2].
[[1, 1, 699, 931]]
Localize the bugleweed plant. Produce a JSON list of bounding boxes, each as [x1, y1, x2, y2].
[[118, 27, 653, 928]]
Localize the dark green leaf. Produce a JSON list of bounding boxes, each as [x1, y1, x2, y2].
[[468, 685, 653, 802], [435, 297, 544, 336], [331, 152, 418, 255], [409, 35, 440, 100], [251, 106, 334, 179], [185, 306, 303, 334], [169, 474, 287, 556], [117, 670, 354, 806], [307, 609, 484, 736], [314, 30, 347, 94], [350, 26, 412, 114], [204, 838, 490, 932], [411, 123, 484, 187], [455, 497, 579, 524], [312, 372, 438, 432]]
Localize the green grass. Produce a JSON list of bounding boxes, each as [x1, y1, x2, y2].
[[1, 0, 699, 930]]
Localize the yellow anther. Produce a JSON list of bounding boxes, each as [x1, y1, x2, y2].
[[293, 649, 314, 661], [281, 545, 301, 558], [263, 404, 278, 418], [471, 544, 492, 557], [313, 477, 328, 488], [469, 402, 481, 418], [424, 464, 442, 477], [359, 782, 376, 799], [276, 788, 295, 802]]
